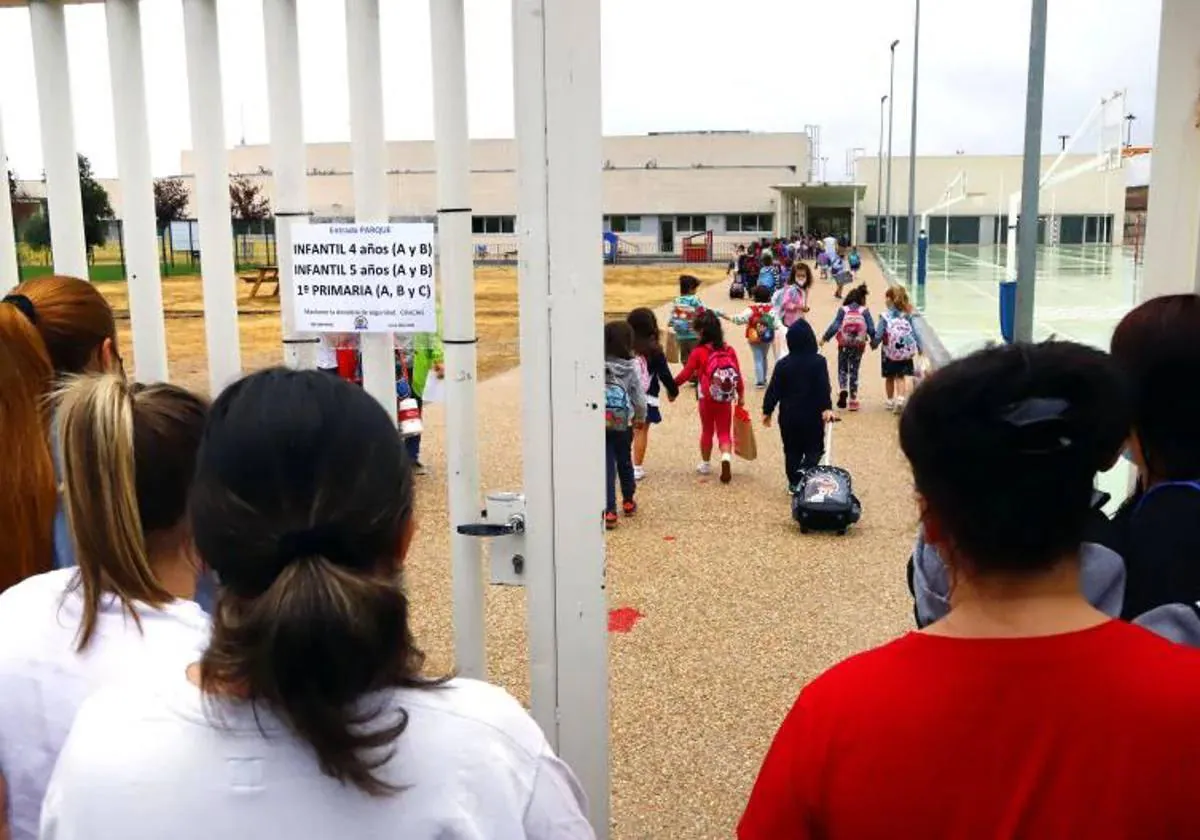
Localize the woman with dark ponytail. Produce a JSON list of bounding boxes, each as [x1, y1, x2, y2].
[[41, 368, 593, 840], [742, 341, 1200, 839]]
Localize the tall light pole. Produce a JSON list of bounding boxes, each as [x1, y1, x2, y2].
[[878, 94, 888, 242], [1014, 0, 1049, 342], [905, 0, 921, 284], [885, 39, 899, 248]]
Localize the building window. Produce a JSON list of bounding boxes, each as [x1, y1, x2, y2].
[[676, 214, 707, 233], [471, 215, 515, 234], [607, 215, 642, 234], [725, 214, 773, 233]]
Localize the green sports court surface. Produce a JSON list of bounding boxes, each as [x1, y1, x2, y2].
[[875, 243, 1142, 354], [875, 242, 1142, 509]]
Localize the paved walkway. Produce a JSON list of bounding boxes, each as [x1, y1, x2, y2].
[[405, 251, 916, 838]]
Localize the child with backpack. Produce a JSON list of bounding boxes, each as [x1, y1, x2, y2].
[[669, 274, 708, 373], [727, 261, 745, 299], [627, 307, 679, 481], [732, 285, 780, 388], [763, 320, 835, 487], [604, 321, 647, 529], [757, 252, 779, 293], [848, 246, 862, 274], [874, 284, 923, 413], [674, 310, 744, 484], [820, 283, 875, 411]]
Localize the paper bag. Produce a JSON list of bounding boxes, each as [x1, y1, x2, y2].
[[733, 406, 757, 461], [665, 330, 680, 365]]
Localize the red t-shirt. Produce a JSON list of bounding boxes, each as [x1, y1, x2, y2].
[[740, 621, 1200, 840]]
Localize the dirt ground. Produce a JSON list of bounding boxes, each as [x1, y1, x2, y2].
[[99, 263, 727, 392]]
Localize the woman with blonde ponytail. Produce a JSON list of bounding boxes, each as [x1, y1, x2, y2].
[[40, 368, 593, 840], [0, 374, 210, 840]]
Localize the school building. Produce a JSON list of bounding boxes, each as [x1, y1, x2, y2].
[[18, 132, 1129, 257]]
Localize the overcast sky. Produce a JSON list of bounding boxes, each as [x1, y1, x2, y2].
[[0, 0, 1162, 181]]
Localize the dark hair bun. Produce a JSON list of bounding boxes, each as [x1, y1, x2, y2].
[[900, 341, 1130, 574]]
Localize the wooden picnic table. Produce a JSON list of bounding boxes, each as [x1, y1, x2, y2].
[[239, 265, 280, 298]]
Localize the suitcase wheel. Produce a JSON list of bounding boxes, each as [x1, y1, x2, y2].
[[800, 525, 810, 534]]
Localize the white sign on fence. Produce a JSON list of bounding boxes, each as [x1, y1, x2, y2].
[[289, 222, 436, 334]]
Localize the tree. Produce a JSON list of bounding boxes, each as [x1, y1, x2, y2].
[[7, 166, 17, 200], [229, 175, 270, 220], [23, 213, 50, 250], [77, 153, 114, 251], [153, 177, 189, 231]]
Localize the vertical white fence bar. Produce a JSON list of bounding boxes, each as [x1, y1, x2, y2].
[[262, 0, 314, 370], [1142, 0, 1200, 298], [181, 0, 242, 392], [0, 109, 19, 291], [106, 0, 169, 382], [514, 0, 610, 834], [429, 0, 486, 678], [344, 0, 396, 417], [28, 0, 88, 279]]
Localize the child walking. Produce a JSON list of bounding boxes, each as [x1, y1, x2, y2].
[[604, 321, 647, 529], [669, 274, 706, 378], [763, 320, 835, 487], [627, 307, 679, 481], [875, 284, 923, 413], [732, 285, 779, 388], [820, 283, 875, 411], [674, 310, 744, 484]]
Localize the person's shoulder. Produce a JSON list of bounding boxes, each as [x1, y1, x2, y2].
[[0, 568, 75, 627], [798, 634, 924, 706], [400, 678, 549, 760]]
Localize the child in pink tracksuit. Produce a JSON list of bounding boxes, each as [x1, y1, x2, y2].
[[674, 310, 745, 484]]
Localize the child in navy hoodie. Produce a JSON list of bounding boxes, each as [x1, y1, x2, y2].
[[763, 320, 835, 487]]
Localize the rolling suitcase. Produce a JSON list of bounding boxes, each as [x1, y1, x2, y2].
[[791, 420, 862, 535]]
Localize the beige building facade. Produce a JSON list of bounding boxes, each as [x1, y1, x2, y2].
[[17, 135, 1131, 256], [854, 154, 1127, 246]]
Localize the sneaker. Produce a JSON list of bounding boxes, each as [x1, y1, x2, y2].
[[604, 511, 619, 530], [412, 461, 428, 476], [720, 453, 733, 484], [848, 398, 860, 411], [697, 461, 713, 476], [837, 390, 848, 409], [622, 499, 638, 517], [884, 398, 896, 412], [756, 382, 766, 389], [633, 465, 646, 481], [895, 397, 907, 414]]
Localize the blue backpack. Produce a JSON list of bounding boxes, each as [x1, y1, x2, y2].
[[605, 379, 633, 430]]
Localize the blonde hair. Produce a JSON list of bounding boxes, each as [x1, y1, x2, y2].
[[57, 374, 208, 650], [0, 276, 116, 595], [887, 285, 914, 314]]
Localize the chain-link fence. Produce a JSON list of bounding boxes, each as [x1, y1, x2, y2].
[[15, 218, 278, 282]]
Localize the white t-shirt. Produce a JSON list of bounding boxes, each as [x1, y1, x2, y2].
[[41, 674, 594, 840], [0, 569, 210, 840], [823, 235, 838, 259]]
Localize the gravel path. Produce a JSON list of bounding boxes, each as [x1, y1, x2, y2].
[[404, 251, 917, 838]]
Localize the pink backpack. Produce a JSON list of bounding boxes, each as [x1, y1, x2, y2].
[[704, 347, 741, 403], [837, 306, 870, 348]]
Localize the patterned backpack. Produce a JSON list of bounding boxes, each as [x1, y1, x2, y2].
[[883, 314, 918, 361], [745, 305, 776, 345], [837, 306, 870, 349], [704, 346, 741, 403], [604, 376, 633, 430]]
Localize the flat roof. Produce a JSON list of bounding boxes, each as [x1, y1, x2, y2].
[[771, 183, 868, 207]]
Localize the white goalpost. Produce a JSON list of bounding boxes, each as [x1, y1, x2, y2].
[[1004, 90, 1126, 280]]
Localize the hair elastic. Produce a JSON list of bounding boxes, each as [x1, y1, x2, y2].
[[2, 293, 38, 325], [1000, 397, 1073, 455]]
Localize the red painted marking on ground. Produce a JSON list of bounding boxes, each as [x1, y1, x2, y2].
[[663, 535, 676, 542], [607, 607, 643, 634]]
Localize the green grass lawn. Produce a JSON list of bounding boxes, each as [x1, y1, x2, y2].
[[18, 261, 260, 283]]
